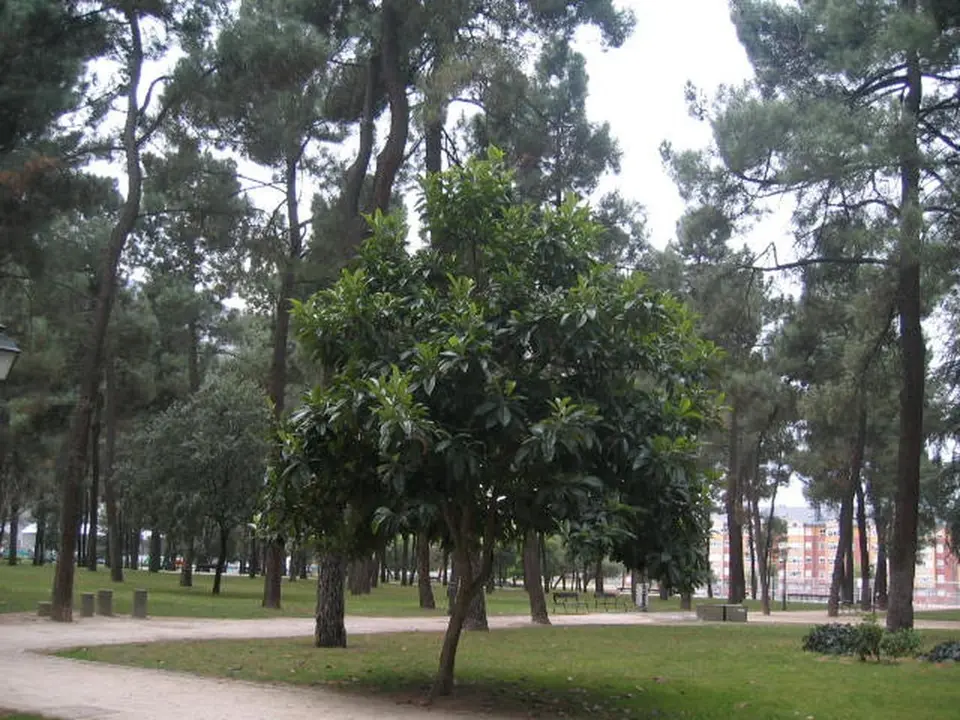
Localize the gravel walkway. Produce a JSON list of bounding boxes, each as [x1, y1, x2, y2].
[[1, 607, 956, 719]]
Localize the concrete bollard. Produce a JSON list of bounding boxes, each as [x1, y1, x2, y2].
[[132, 589, 148, 619], [81, 593, 95, 618], [96, 589, 114, 617], [37, 601, 52, 618]]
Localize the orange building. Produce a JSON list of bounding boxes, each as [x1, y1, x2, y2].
[[708, 507, 960, 607]]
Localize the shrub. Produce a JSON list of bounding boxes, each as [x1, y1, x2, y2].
[[879, 628, 922, 660], [802, 623, 858, 655], [921, 641, 960, 663], [852, 619, 884, 662]]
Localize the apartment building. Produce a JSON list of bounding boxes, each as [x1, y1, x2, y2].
[[708, 506, 960, 607]]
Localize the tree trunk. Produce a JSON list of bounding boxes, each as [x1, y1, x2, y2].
[[441, 548, 448, 585], [462, 551, 488, 631], [262, 539, 284, 609], [87, 389, 103, 572], [103, 358, 122, 583], [417, 531, 436, 609], [540, 532, 550, 593], [348, 558, 365, 595], [594, 557, 604, 594], [148, 529, 161, 573], [315, 551, 347, 648], [180, 535, 194, 588], [369, 0, 410, 216], [726, 403, 746, 603], [680, 592, 692, 610], [889, 22, 924, 632], [659, 585, 669, 601], [843, 528, 855, 604], [747, 510, 758, 600], [51, 8, 145, 623], [301, 549, 310, 580], [829, 393, 866, 617], [247, 536, 258, 578], [78, 494, 87, 566], [7, 503, 18, 565], [523, 529, 550, 624], [33, 509, 45, 566], [856, 480, 871, 610], [400, 533, 409, 586], [873, 505, 889, 610], [431, 538, 494, 698], [212, 525, 228, 596]]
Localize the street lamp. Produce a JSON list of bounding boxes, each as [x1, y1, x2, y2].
[[0, 325, 20, 381]]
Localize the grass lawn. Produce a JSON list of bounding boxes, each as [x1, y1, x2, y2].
[[61, 624, 960, 720], [915, 608, 960, 622], [0, 713, 58, 720], [0, 564, 829, 619]]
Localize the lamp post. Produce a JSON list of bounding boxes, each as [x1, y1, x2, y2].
[[0, 325, 20, 381]]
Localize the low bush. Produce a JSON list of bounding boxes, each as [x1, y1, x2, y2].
[[852, 618, 884, 662], [921, 641, 960, 663], [880, 629, 922, 660], [802, 621, 924, 662], [802, 623, 858, 655]]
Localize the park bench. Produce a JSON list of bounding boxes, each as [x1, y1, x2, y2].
[[552, 591, 588, 614], [195, 563, 216, 573], [696, 604, 748, 622], [594, 591, 631, 612]]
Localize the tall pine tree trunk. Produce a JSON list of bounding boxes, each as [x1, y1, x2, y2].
[[103, 358, 122, 583], [263, 153, 303, 611], [747, 512, 758, 600], [315, 551, 347, 648], [33, 508, 45, 566], [51, 8, 145, 622], [726, 403, 746, 603], [889, 20, 924, 632], [400, 533, 409, 586], [7, 503, 18, 566], [212, 524, 228, 596], [829, 392, 866, 616], [417, 531, 435, 609], [856, 480, 871, 610], [180, 535, 194, 588], [523, 529, 550, 624], [86, 391, 103, 571], [873, 501, 889, 610], [148, 529, 161, 573]]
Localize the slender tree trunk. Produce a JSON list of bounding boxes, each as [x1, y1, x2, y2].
[[856, 480, 871, 610], [148, 529, 161, 573], [248, 536, 258, 579], [540, 532, 550, 593], [7, 503, 18, 566], [180, 535, 194, 588], [51, 9, 145, 622], [758, 483, 779, 616], [726, 403, 746, 603], [829, 393, 866, 616], [212, 524, 228, 596], [78, 495, 87, 566], [874, 507, 889, 611], [594, 557, 604, 594], [263, 152, 304, 611], [431, 538, 494, 698], [400, 533, 409, 586], [86, 391, 103, 571], [523, 529, 550, 624], [747, 510, 758, 600], [103, 359, 122, 583], [33, 509, 45, 566], [262, 539, 284, 609], [889, 19, 924, 632], [315, 551, 347, 648], [301, 549, 310, 580], [680, 592, 692, 610], [441, 549, 448, 585], [844, 529, 855, 604], [417, 531, 436, 609]]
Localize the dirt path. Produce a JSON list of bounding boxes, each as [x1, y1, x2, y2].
[[1, 609, 957, 719]]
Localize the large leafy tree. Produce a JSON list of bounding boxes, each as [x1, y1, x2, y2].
[[667, 0, 960, 630], [266, 151, 718, 698]]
